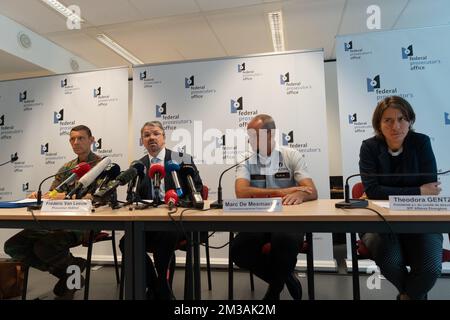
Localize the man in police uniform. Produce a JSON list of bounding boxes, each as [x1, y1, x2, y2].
[[4, 125, 101, 298], [231, 114, 318, 300]]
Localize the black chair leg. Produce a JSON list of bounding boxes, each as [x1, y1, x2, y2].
[[205, 236, 212, 291], [119, 249, 125, 300], [111, 231, 120, 284], [169, 254, 176, 288], [306, 232, 315, 300], [21, 265, 29, 300], [351, 233, 361, 300], [228, 232, 234, 300], [249, 271, 255, 291], [84, 231, 94, 300]]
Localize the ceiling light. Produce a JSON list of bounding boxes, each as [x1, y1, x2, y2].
[[268, 11, 285, 52], [41, 0, 85, 23], [96, 34, 144, 65]]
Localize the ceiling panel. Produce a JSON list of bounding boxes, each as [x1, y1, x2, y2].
[[0, 0, 71, 34], [205, 6, 273, 56], [129, 0, 199, 20], [68, 0, 142, 26], [283, 0, 346, 60], [46, 29, 126, 68], [195, 0, 263, 12], [338, 0, 409, 36], [394, 0, 450, 29], [0, 49, 49, 74]]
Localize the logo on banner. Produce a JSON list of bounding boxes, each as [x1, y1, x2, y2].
[[53, 109, 64, 123], [22, 183, 29, 192], [230, 96, 258, 128], [366, 75, 381, 92], [402, 45, 413, 59], [445, 112, 450, 125], [185, 76, 195, 88], [1, 116, 24, 140], [139, 69, 162, 88], [237, 62, 262, 80], [401, 44, 441, 71], [93, 138, 102, 151], [230, 97, 243, 113], [280, 72, 290, 85], [60, 78, 79, 94], [343, 40, 372, 60], [156, 103, 167, 117], [184, 75, 216, 99], [92, 138, 123, 159], [93, 86, 117, 106], [93, 87, 102, 97], [19, 91, 27, 102], [344, 41, 353, 51], [216, 135, 226, 148], [41, 143, 49, 155], [282, 131, 294, 146], [348, 113, 371, 133], [280, 72, 311, 95]]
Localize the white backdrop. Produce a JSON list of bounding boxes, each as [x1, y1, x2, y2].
[[0, 67, 129, 258], [133, 50, 334, 267], [336, 26, 450, 269]]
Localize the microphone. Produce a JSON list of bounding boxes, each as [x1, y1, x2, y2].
[[165, 160, 184, 197], [180, 163, 204, 209], [77, 163, 120, 198], [164, 189, 179, 210], [65, 157, 111, 199], [29, 157, 105, 209], [54, 162, 91, 192], [93, 167, 138, 203], [148, 163, 166, 202], [0, 153, 19, 167], [126, 160, 146, 203], [210, 153, 255, 209], [335, 170, 450, 209]]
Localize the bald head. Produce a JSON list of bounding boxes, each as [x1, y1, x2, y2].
[[247, 114, 276, 156]]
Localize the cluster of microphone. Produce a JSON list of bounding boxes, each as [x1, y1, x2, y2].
[[39, 156, 204, 210]]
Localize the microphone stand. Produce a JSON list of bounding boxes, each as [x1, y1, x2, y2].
[[210, 154, 253, 209]]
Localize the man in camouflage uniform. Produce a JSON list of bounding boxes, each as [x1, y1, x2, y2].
[[4, 125, 101, 298]]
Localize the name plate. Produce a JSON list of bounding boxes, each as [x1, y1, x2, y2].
[[41, 200, 92, 213], [389, 196, 450, 211], [223, 198, 282, 212]]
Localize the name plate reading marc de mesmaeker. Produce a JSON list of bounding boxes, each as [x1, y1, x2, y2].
[[223, 198, 282, 212], [389, 196, 450, 211], [41, 200, 93, 213]]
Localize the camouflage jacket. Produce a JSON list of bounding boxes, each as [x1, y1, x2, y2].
[[49, 152, 102, 192]]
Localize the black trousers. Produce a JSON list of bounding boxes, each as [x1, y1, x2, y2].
[[230, 232, 304, 294], [119, 231, 181, 289]]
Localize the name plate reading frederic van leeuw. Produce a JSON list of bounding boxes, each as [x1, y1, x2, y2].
[[41, 200, 92, 213], [389, 196, 450, 211], [223, 198, 282, 212]]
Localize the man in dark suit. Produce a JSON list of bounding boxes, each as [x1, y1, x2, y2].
[[120, 120, 203, 300]]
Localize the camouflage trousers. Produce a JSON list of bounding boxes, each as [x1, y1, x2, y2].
[[4, 229, 87, 278]]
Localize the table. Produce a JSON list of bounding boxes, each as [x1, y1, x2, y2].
[[0, 206, 136, 299], [130, 199, 450, 300]]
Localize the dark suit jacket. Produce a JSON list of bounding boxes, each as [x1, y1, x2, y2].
[[359, 132, 437, 200], [137, 148, 203, 201]]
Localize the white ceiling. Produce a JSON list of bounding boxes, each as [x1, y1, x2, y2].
[[0, 0, 449, 77]]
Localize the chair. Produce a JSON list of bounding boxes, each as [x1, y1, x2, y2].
[[350, 182, 450, 300], [118, 185, 213, 300], [21, 230, 120, 300], [228, 232, 315, 300]]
